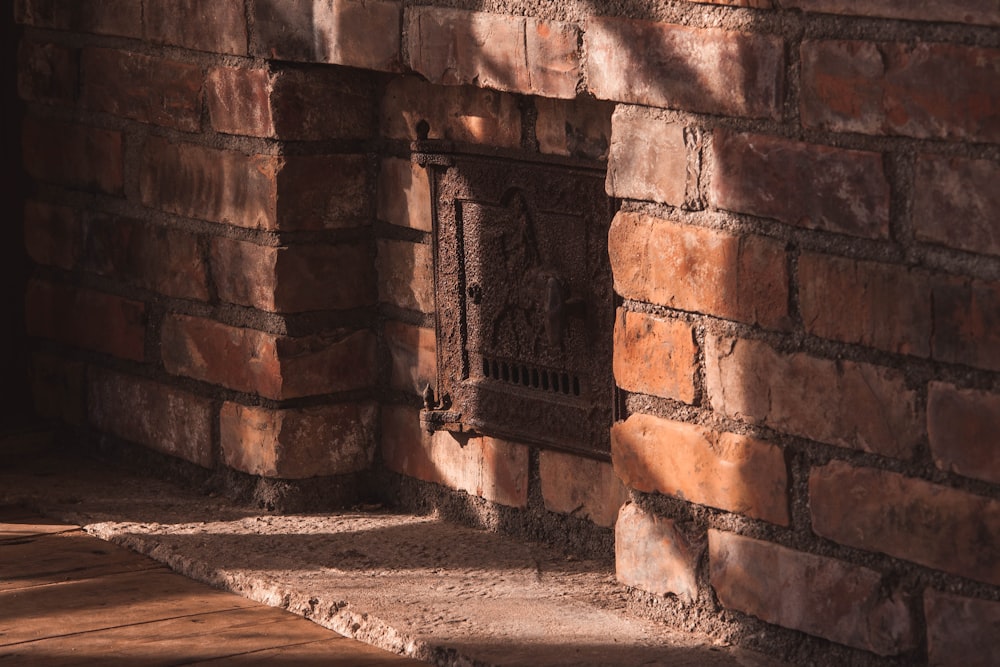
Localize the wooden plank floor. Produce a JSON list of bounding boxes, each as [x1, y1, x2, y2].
[[0, 506, 427, 666]]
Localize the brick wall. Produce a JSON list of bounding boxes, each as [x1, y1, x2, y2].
[[16, 1, 1000, 664]]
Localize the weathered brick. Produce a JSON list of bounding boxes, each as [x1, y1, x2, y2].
[[606, 111, 687, 206], [539, 450, 626, 528], [210, 238, 375, 313], [784, 0, 1000, 26], [384, 320, 436, 395], [89, 369, 214, 468], [613, 309, 697, 403], [221, 402, 377, 478], [801, 40, 1000, 142], [924, 590, 1000, 667], [932, 278, 1000, 372], [913, 155, 1000, 258], [26, 280, 145, 362], [276, 154, 371, 227], [144, 0, 247, 55], [161, 315, 376, 399], [705, 335, 919, 459], [927, 382, 1000, 485], [380, 76, 521, 146], [612, 414, 789, 525], [810, 461, 1000, 586], [798, 253, 932, 357], [29, 352, 86, 426], [24, 200, 81, 271], [615, 503, 700, 602], [22, 118, 123, 195], [81, 49, 203, 132], [381, 404, 529, 507], [710, 131, 890, 239], [376, 239, 435, 313], [709, 530, 914, 655], [377, 158, 433, 232], [16, 0, 142, 37], [18, 40, 77, 105], [535, 97, 614, 161], [586, 17, 784, 119], [608, 212, 789, 329], [252, 0, 402, 72]]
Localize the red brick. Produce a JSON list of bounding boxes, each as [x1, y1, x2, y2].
[[161, 314, 376, 399], [927, 382, 1000, 485], [376, 239, 435, 313], [914, 155, 1000, 258], [705, 335, 920, 459], [29, 352, 86, 426], [606, 111, 688, 206], [18, 40, 77, 105], [539, 450, 626, 528], [615, 503, 700, 602], [16, 0, 142, 37], [709, 530, 914, 655], [384, 320, 436, 395], [801, 40, 1000, 142], [535, 97, 614, 161], [22, 117, 123, 195], [377, 158, 433, 232], [81, 49, 203, 132], [784, 0, 1000, 26], [612, 414, 789, 525], [252, 0, 402, 72], [586, 17, 784, 119], [810, 461, 1000, 586], [220, 402, 377, 478], [24, 200, 81, 270], [710, 131, 890, 239], [381, 404, 529, 507], [380, 76, 522, 146], [613, 309, 696, 403], [88, 369, 214, 468], [932, 277, 1000, 372], [608, 211, 789, 329], [924, 590, 1000, 667], [144, 0, 247, 55], [277, 154, 371, 228], [210, 238, 375, 313], [26, 280, 145, 362], [525, 18, 582, 99], [798, 253, 932, 357]]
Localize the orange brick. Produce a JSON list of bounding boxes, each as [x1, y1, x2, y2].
[[377, 158, 433, 232], [539, 450, 626, 528], [606, 111, 687, 206], [376, 239, 435, 313], [616, 503, 700, 602], [535, 97, 613, 161], [784, 0, 1000, 26], [613, 309, 696, 403], [384, 320, 436, 395]]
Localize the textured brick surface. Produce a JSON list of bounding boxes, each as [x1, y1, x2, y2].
[[23, 200, 81, 271], [709, 530, 914, 655], [705, 335, 919, 459], [15, 0, 143, 37], [144, 0, 247, 55], [606, 112, 687, 206], [784, 0, 1000, 26], [539, 450, 626, 527], [913, 155, 1000, 258], [18, 39, 78, 105], [615, 503, 700, 602], [384, 320, 436, 395], [30, 352, 86, 426], [924, 590, 1000, 667], [612, 414, 789, 525], [927, 382, 1000, 484], [22, 118, 123, 195], [613, 309, 697, 403], [810, 461, 1000, 586], [376, 239, 435, 313], [535, 97, 613, 161], [377, 157, 433, 232], [932, 278, 1000, 372]]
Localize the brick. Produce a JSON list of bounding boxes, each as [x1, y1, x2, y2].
[[924, 590, 1000, 667], [606, 111, 687, 206], [784, 0, 1000, 26], [206, 65, 375, 140], [144, 0, 247, 55], [539, 450, 626, 528], [801, 40, 1000, 142], [798, 253, 932, 357], [18, 40, 77, 105], [612, 414, 789, 525], [89, 369, 214, 468], [927, 382, 1000, 485], [377, 158, 433, 232], [914, 155, 1000, 258], [407, 8, 580, 99], [276, 154, 371, 227], [24, 200, 81, 270], [26, 280, 145, 362], [81, 49, 203, 132], [384, 320, 436, 395], [29, 352, 86, 426], [221, 402, 377, 478], [932, 278, 1000, 372], [709, 530, 914, 655], [381, 404, 529, 507], [376, 239, 435, 313], [535, 97, 614, 161], [810, 461, 1000, 586], [252, 0, 402, 72], [710, 131, 890, 239], [16, 0, 142, 37], [608, 212, 789, 329], [210, 238, 375, 313], [381, 76, 521, 147], [613, 309, 696, 403], [22, 117, 123, 195], [615, 503, 700, 602], [586, 17, 784, 119], [161, 315, 375, 399], [705, 335, 919, 459]]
